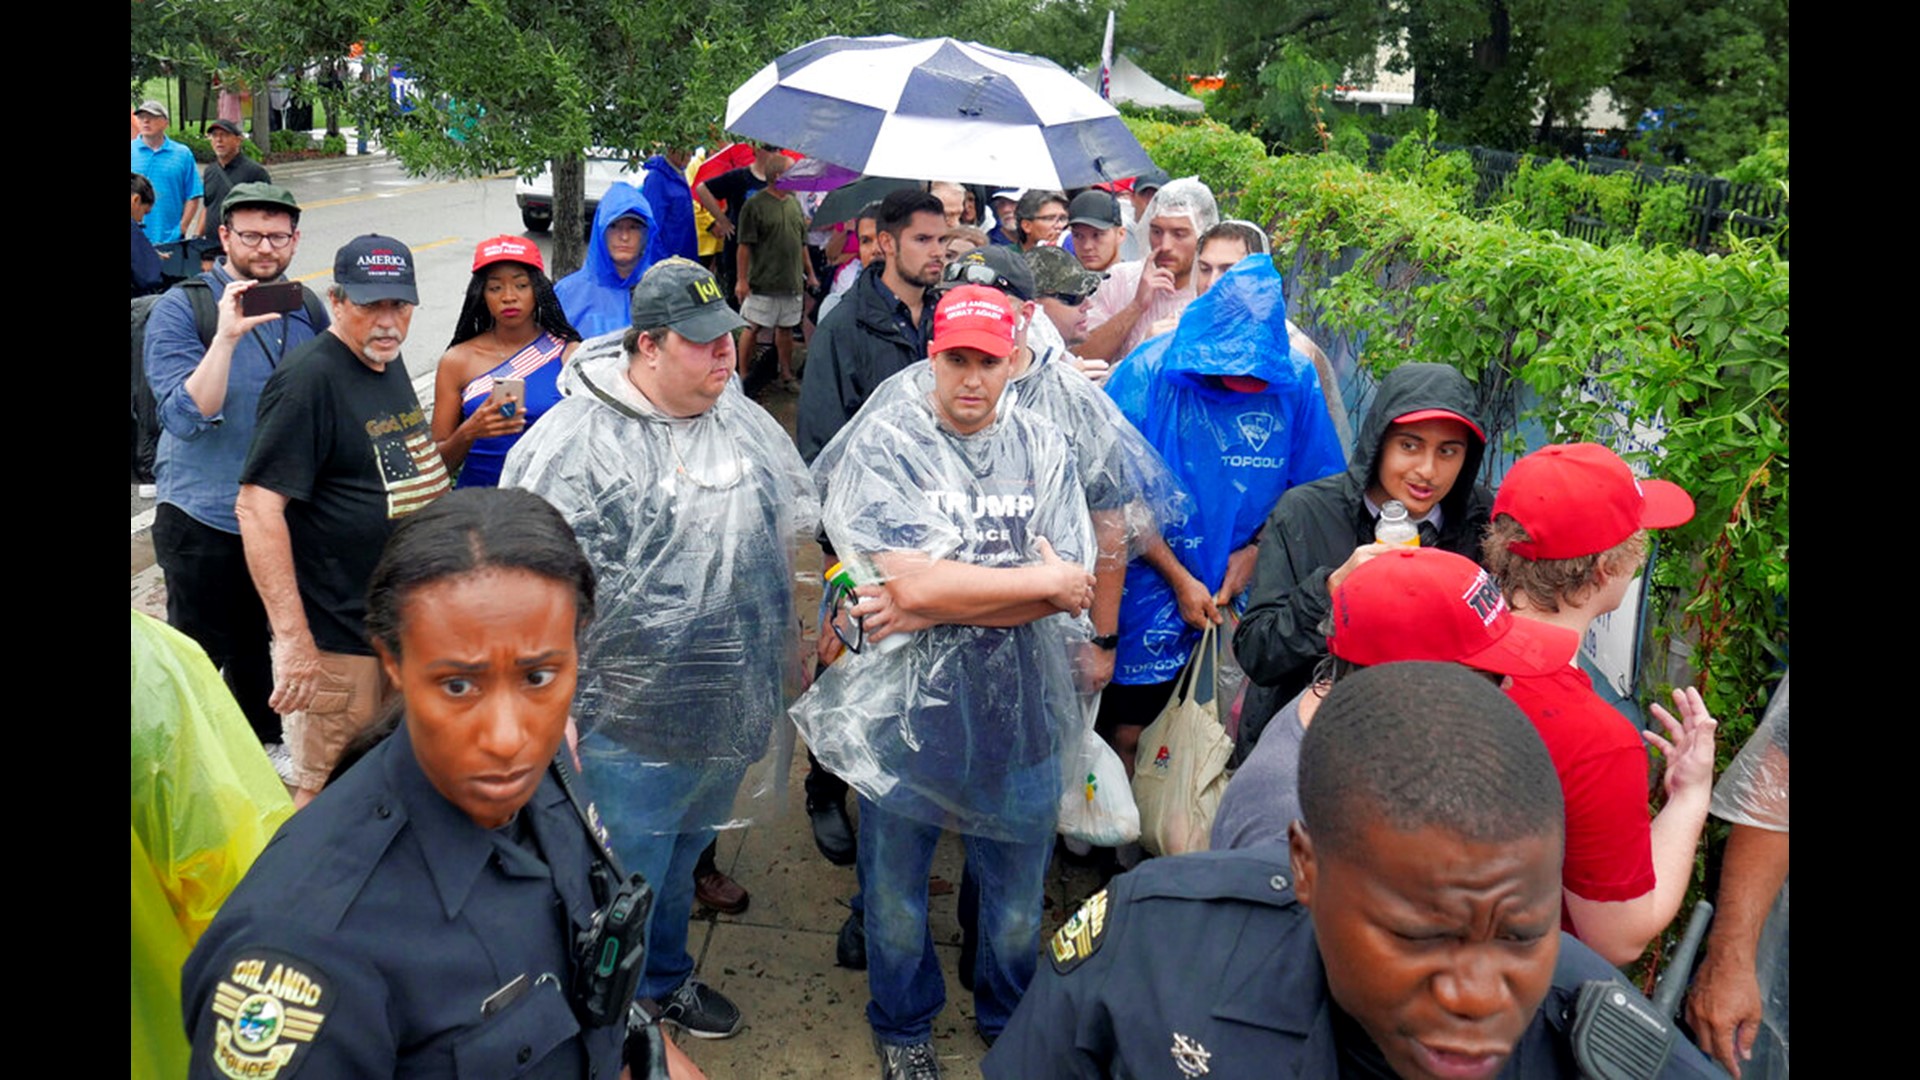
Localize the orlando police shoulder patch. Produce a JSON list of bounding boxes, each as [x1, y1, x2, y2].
[[1048, 888, 1110, 974], [200, 947, 330, 1080]]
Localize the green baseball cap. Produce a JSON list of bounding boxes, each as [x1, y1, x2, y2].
[[630, 258, 746, 343], [222, 181, 301, 218]]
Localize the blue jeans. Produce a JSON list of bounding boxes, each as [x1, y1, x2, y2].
[[857, 795, 1053, 1044], [578, 731, 747, 1001]]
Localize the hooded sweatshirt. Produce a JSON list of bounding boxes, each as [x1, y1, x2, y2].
[[1233, 361, 1496, 719], [553, 182, 660, 338], [1104, 255, 1346, 686]]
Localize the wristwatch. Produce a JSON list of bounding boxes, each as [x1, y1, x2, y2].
[[1091, 633, 1119, 651]]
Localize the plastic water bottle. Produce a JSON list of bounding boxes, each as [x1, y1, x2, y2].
[[1375, 500, 1420, 547]]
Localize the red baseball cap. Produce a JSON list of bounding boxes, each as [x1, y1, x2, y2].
[[1329, 548, 1578, 677], [1492, 442, 1695, 560], [471, 234, 545, 274], [929, 285, 1017, 358], [1391, 406, 1485, 441]]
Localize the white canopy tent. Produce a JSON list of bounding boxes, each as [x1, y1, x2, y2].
[[1076, 53, 1204, 114]]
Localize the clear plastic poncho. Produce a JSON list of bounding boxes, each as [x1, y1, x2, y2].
[[131, 611, 294, 1080], [791, 386, 1094, 841], [503, 338, 818, 829], [809, 351, 1190, 563], [1708, 671, 1789, 1071]]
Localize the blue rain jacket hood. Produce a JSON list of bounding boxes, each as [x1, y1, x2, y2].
[[554, 182, 660, 337], [1104, 254, 1347, 685], [641, 155, 700, 263]]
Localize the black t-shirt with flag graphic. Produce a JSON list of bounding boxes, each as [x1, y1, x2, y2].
[[241, 332, 449, 655]]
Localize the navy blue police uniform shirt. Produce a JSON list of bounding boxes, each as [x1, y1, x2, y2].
[[983, 845, 1726, 1080], [182, 721, 626, 1078]]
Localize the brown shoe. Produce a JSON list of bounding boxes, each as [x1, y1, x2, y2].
[[694, 869, 750, 915]]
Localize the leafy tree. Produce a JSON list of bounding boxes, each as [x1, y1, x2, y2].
[[137, 0, 349, 155], [1610, 0, 1787, 173], [218, 0, 1105, 274], [1118, 0, 1630, 151]]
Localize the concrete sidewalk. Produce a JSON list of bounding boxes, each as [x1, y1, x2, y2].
[[669, 755, 1103, 1080]]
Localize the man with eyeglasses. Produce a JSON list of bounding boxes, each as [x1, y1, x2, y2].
[[144, 182, 329, 751], [1014, 190, 1070, 254], [237, 235, 450, 805]]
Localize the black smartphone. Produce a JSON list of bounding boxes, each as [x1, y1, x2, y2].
[[240, 281, 304, 317]]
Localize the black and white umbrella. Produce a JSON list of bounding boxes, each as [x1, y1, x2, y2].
[[724, 35, 1154, 191]]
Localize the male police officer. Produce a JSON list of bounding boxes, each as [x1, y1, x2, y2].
[[986, 662, 1723, 1079]]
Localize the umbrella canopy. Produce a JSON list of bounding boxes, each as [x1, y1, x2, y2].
[[693, 141, 758, 187], [775, 156, 865, 192], [810, 176, 922, 228], [725, 35, 1153, 190]]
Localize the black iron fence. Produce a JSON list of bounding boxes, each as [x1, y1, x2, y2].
[[1364, 134, 1788, 256]]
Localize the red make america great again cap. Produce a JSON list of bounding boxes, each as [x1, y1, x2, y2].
[[1492, 442, 1695, 559]]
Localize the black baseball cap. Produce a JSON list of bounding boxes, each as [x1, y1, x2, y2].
[[333, 234, 419, 304], [630, 258, 747, 343], [207, 118, 244, 137], [941, 244, 1036, 302], [1133, 166, 1172, 193], [1067, 190, 1123, 230]]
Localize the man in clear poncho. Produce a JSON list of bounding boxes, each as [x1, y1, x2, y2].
[[131, 610, 293, 1078], [1687, 672, 1789, 1079], [814, 246, 1190, 691], [792, 285, 1097, 1078], [502, 258, 816, 1039]]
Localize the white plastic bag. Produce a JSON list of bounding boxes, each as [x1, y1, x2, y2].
[[1057, 693, 1140, 847]]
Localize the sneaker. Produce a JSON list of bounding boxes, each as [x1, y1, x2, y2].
[[658, 978, 742, 1040], [263, 743, 296, 786], [875, 1037, 941, 1080], [836, 911, 867, 970]]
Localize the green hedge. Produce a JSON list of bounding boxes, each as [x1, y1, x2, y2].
[[1130, 114, 1788, 976], [1127, 114, 1788, 770]]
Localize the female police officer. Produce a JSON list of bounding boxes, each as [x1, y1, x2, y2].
[[181, 487, 702, 1079]]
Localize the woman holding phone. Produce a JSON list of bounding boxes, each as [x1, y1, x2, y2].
[[433, 235, 582, 488]]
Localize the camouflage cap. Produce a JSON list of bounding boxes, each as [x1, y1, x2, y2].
[[1026, 245, 1103, 300]]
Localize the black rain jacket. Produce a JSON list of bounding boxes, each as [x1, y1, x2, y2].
[[795, 261, 932, 464], [1232, 362, 1496, 739]]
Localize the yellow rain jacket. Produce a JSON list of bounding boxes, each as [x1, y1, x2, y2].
[[130, 610, 293, 1078]]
